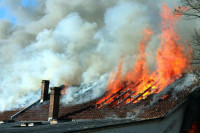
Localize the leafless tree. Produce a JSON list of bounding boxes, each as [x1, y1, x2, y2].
[[175, 0, 200, 19], [175, 0, 200, 68]]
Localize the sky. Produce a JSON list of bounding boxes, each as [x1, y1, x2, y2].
[[0, 0, 37, 24]]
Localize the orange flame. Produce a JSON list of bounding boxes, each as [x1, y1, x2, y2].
[[61, 84, 68, 95], [97, 3, 189, 107], [174, 6, 190, 15], [155, 4, 187, 92], [162, 95, 169, 100]]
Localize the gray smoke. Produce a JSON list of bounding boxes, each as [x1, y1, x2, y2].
[[0, 0, 195, 111]]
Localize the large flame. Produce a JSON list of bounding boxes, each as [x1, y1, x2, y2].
[[97, 4, 188, 106]]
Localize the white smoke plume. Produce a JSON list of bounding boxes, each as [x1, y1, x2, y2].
[[0, 0, 195, 111]]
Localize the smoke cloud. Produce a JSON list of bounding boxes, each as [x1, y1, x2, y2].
[[0, 0, 195, 111]]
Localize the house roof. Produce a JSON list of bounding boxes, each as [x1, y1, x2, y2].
[[0, 88, 199, 133], [0, 74, 199, 122], [11, 86, 193, 122], [0, 110, 20, 121]]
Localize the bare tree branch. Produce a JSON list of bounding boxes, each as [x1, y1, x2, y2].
[[175, 0, 200, 67]]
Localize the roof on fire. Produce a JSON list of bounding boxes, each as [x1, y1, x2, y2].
[[0, 88, 199, 133], [0, 73, 199, 132]]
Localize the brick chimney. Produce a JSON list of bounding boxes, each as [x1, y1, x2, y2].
[[40, 80, 50, 103], [48, 87, 62, 121]]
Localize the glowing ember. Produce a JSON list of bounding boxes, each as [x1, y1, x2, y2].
[[97, 3, 189, 107], [162, 95, 169, 100], [188, 121, 200, 133]]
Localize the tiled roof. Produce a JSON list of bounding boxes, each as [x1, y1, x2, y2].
[[0, 109, 21, 121], [137, 90, 190, 120], [9, 89, 191, 121], [0, 74, 198, 122], [14, 101, 49, 121]]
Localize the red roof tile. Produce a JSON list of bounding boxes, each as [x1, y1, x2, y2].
[[0, 109, 21, 121], [0, 74, 198, 122]]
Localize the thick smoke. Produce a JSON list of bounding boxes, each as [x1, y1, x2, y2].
[[0, 0, 195, 111]]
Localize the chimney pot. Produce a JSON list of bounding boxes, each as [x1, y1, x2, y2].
[[40, 80, 50, 103], [48, 87, 62, 121]]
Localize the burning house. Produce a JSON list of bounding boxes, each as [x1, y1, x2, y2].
[[0, 73, 199, 132], [0, 0, 200, 133]]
